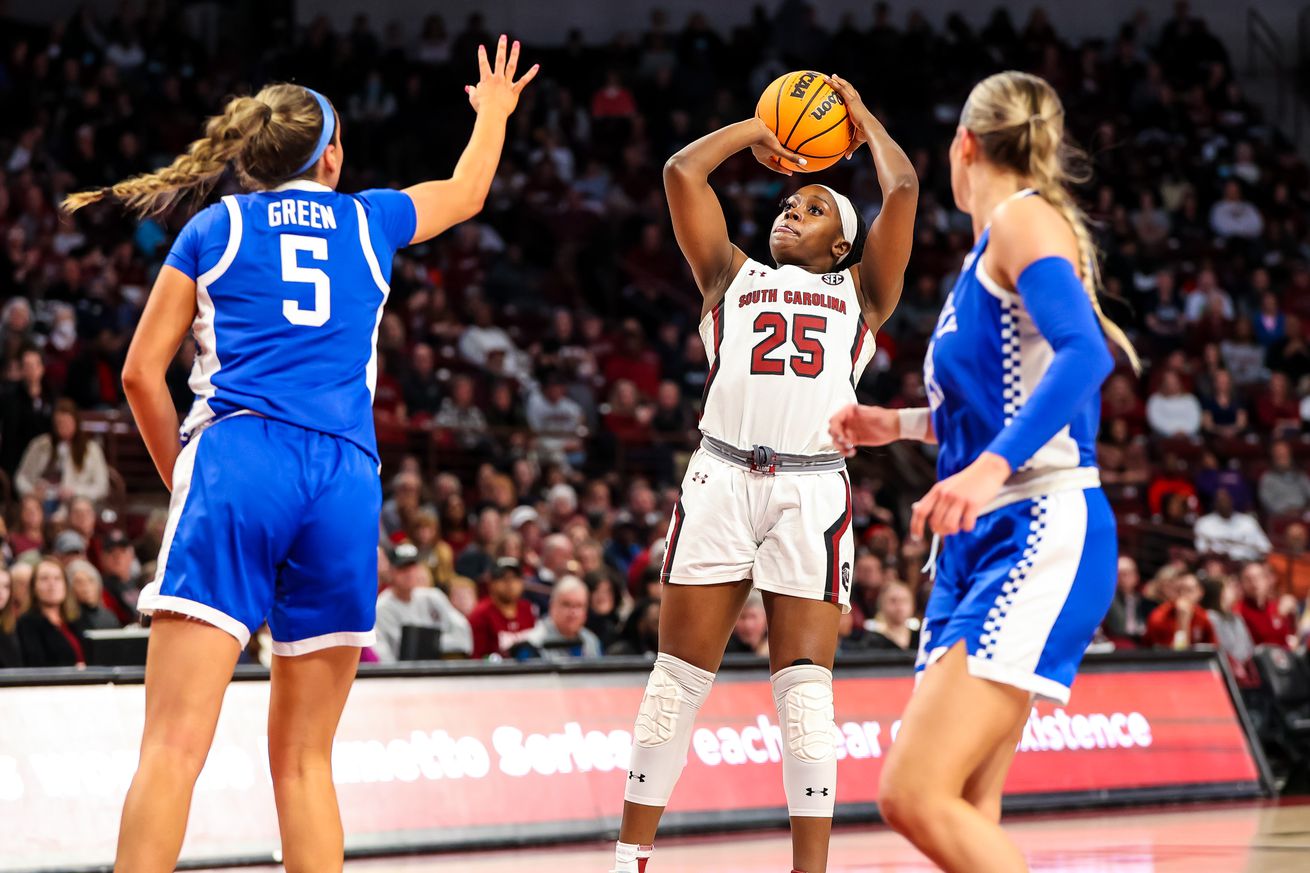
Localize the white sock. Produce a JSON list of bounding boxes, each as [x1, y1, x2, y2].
[[612, 840, 653, 872]]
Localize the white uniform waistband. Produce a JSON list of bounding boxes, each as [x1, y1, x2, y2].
[[982, 467, 1101, 516]]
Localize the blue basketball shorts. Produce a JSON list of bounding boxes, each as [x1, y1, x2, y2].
[[138, 414, 381, 655], [916, 487, 1117, 704]]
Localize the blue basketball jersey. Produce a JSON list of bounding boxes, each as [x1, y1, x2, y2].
[[163, 180, 416, 460], [924, 225, 1101, 485]]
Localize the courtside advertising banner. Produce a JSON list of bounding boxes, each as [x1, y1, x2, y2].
[[0, 657, 1263, 871]]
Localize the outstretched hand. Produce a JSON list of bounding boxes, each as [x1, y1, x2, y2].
[[466, 35, 539, 116]]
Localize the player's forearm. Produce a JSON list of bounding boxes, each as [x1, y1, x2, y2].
[[123, 374, 182, 489], [445, 109, 512, 215], [860, 115, 917, 199], [664, 120, 759, 184]]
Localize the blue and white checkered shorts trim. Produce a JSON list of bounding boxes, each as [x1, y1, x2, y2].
[[978, 494, 1050, 659], [999, 301, 1022, 424]]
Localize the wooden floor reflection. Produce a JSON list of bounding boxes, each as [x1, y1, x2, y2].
[[212, 800, 1310, 872]]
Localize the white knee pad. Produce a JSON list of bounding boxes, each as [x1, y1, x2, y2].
[[772, 663, 837, 817], [624, 653, 715, 807]]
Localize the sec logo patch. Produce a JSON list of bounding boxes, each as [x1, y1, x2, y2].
[[822, 273, 845, 286]]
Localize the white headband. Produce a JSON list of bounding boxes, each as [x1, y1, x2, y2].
[[817, 185, 858, 245]]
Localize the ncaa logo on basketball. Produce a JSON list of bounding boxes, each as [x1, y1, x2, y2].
[[822, 273, 845, 286], [789, 71, 818, 98]]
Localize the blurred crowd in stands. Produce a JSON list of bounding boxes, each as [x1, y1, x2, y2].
[[2, 1, 1310, 672]]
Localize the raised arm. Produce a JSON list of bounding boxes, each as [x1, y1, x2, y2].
[[824, 75, 918, 328], [664, 119, 804, 305], [403, 36, 538, 245]]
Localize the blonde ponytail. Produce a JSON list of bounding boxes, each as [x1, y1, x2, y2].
[[962, 71, 1140, 372], [63, 84, 332, 219]]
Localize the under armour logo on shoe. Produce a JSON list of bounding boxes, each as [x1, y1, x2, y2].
[[692, 472, 708, 484], [628, 771, 647, 782], [805, 787, 829, 797]]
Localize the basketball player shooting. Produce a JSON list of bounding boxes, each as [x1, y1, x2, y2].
[[611, 74, 917, 873]]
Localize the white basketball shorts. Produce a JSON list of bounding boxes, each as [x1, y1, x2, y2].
[[659, 449, 853, 612]]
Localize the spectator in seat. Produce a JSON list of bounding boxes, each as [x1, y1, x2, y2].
[[8, 562, 33, 616], [1236, 561, 1297, 648], [52, 530, 88, 565], [1195, 488, 1271, 560], [454, 507, 504, 583], [1103, 555, 1156, 647], [837, 607, 880, 652], [523, 575, 603, 659], [410, 510, 456, 589], [66, 498, 100, 562], [1183, 269, 1233, 324], [1101, 373, 1146, 434], [650, 379, 697, 442], [434, 374, 491, 452], [373, 543, 472, 660], [380, 470, 430, 539], [527, 533, 575, 608], [1145, 572, 1216, 649], [1199, 370, 1247, 437], [1253, 371, 1302, 437], [9, 494, 47, 556], [1, 348, 53, 475], [447, 577, 479, 619], [1267, 315, 1310, 383], [458, 298, 527, 376], [1253, 290, 1286, 348], [863, 581, 919, 651], [1144, 271, 1185, 349], [1207, 574, 1256, 686], [1219, 318, 1267, 388], [1194, 451, 1252, 514], [1208, 179, 1264, 240], [14, 398, 109, 510], [526, 372, 586, 468], [468, 558, 537, 659], [1259, 441, 1310, 517], [1269, 522, 1310, 599], [725, 589, 768, 657], [848, 553, 886, 623], [0, 566, 21, 668], [98, 530, 140, 623], [1148, 452, 1198, 516], [400, 342, 442, 422], [1097, 418, 1150, 487], [608, 597, 660, 656], [1146, 370, 1201, 437], [67, 559, 119, 630], [17, 558, 84, 667], [584, 571, 628, 650]]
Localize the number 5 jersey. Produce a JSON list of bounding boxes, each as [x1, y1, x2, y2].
[[162, 180, 416, 461]]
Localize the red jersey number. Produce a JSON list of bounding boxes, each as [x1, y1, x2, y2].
[[750, 312, 827, 379]]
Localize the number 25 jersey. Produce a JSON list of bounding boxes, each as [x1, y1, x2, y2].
[[698, 259, 876, 456], [163, 180, 416, 462]]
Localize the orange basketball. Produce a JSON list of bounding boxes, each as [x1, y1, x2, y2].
[[756, 71, 855, 173]]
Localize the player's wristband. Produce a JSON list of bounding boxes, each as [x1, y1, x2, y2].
[[898, 408, 929, 442]]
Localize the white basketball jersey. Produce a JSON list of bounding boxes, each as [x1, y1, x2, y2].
[[699, 258, 875, 455]]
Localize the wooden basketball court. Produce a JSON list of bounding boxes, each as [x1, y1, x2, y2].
[[209, 799, 1310, 872]]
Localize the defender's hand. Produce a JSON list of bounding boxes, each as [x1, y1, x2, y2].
[[466, 35, 539, 116]]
